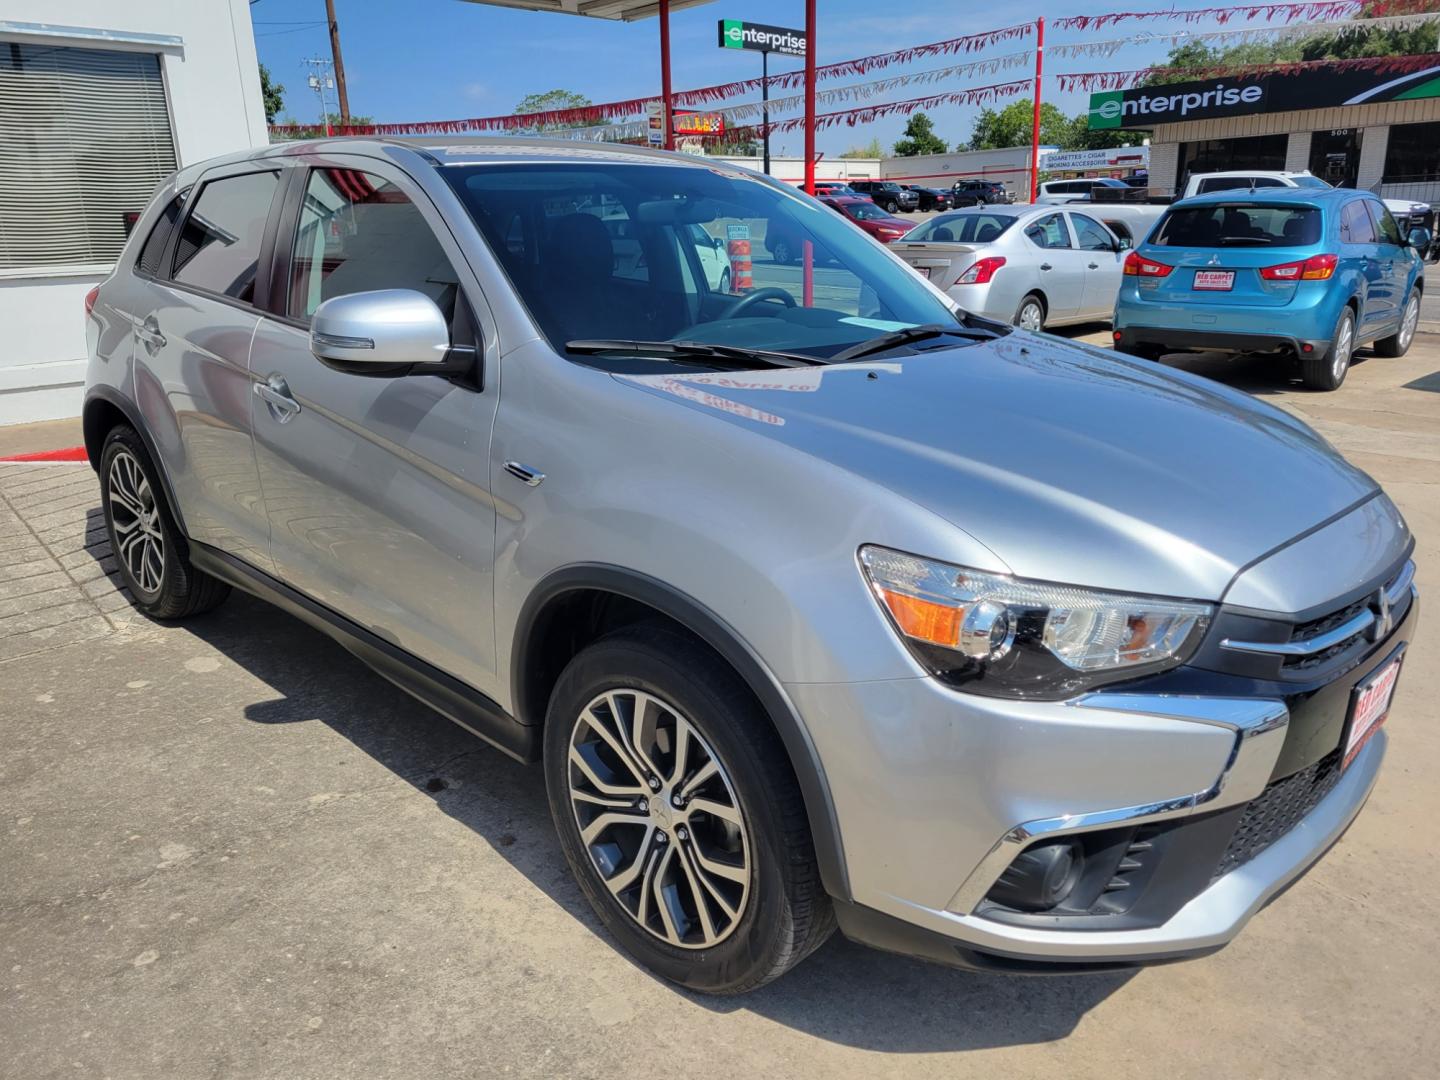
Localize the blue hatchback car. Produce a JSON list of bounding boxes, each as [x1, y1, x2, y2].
[[1113, 188, 1429, 390]]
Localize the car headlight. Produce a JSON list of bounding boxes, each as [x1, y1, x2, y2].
[[859, 545, 1213, 699]]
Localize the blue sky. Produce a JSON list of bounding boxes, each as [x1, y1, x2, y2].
[[250, 1, 1269, 153]]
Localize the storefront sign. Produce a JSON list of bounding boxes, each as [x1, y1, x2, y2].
[[1040, 146, 1149, 171], [1090, 62, 1440, 130], [673, 111, 725, 135], [718, 19, 807, 57]]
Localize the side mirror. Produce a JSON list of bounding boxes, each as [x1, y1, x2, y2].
[[1407, 226, 1432, 250], [310, 289, 454, 376], [1115, 236, 1132, 251]]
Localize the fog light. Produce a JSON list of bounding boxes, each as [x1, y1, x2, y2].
[[986, 840, 1083, 912]]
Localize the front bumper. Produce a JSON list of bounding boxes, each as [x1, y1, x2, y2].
[[791, 586, 1413, 973]]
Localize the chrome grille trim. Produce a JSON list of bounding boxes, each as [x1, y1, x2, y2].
[[1220, 559, 1415, 658]]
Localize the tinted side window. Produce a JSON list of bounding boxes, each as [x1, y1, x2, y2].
[[1367, 201, 1403, 246], [1071, 214, 1115, 251], [289, 168, 461, 320], [1340, 201, 1376, 245], [1025, 213, 1071, 249], [136, 192, 186, 277], [172, 171, 280, 302]]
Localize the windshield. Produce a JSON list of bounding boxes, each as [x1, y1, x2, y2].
[[843, 201, 891, 221], [441, 162, 961, 363], [1152, 204, 1322, 247], [903, 212, 1017, 243]]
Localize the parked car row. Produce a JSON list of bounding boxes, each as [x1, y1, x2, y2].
[[794, 178, 1015, 209]]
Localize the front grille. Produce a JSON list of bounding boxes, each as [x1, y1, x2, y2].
[[1212, 750, 1343, 881], [1282, 597, 1371, 671]]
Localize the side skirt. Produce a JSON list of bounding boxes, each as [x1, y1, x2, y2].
[[189, 543, 538, 764]]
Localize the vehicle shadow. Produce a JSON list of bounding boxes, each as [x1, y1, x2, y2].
[[82, 505, 1131, 1051]]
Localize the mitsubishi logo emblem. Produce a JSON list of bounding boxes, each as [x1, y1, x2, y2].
[[1369, 586, 1393, 642]]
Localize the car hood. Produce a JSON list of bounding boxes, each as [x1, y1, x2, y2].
[[613, 333, 1378, 602]]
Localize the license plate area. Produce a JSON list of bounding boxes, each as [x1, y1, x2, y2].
[[1193, 270, 1234, 291], [1343, 647, 1405, 767]]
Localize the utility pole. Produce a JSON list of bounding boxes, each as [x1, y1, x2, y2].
[[303, 56, 335, 136], [326, 0, 350, 123]]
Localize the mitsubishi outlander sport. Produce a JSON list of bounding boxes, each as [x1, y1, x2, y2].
[[84, 139, 1418, 994]]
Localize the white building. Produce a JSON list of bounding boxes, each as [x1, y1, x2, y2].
[[0, 2, 268, 426]]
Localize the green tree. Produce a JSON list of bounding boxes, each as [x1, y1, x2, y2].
[[259, 64, 284, 124], [891, 113, 947, 156], [964, 100, 1074, 151], [1064, 112, 1150, 150], [840, 137, 884, 159], [515, 88, 604, 131]]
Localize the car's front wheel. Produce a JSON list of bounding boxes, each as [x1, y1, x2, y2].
[[768, 236, 794, 265], [1302, 306, 1356, 390], [1374, 289, 1420, 358], [99, 425, 230, 619], [543, 625, 834, 994]]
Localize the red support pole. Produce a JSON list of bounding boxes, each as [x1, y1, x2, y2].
[[804, 0, 816, 196], [803, 0, 816, 306], [1030, 16, 1044, 203], [660, 0, 674, 151]]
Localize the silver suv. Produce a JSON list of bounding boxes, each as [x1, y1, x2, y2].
[[84, 139, 1418, 993]]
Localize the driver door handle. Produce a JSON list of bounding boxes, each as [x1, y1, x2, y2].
[[1087, 262, 1100, 269], [1039, 263, 1053, 271], [254, 374, 301, 422]]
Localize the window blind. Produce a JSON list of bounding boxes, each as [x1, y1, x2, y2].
[[0, 41, 177, 270]]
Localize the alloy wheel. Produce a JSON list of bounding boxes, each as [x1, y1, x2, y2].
[[107, 449, 165, 594], [1332, 315, 1354, 382], [1400, 294, 1419, 350], [567, 688, 750, 949], [1018, 301, 1044, 332]]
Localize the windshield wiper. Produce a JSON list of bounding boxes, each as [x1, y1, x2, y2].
[[827, 322, 1003, 363], [566, 339, 826, 368]]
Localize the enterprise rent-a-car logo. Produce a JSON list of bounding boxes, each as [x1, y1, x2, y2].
[[719, 19, 807, 57], [1089, 84, 1264, 128]]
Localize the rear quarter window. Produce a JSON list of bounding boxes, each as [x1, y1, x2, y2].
[[1152, 204, 1321, 248]]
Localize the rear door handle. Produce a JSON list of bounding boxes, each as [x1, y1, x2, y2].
[[1039, 263, 1053, 271], [1087, 262, 1100, 269], [136, 316, 166, 348], [254, 374, 301, 422], [503, 461, 545, 487]]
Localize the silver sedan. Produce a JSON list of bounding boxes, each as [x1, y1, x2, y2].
[[890, 204, 1130, 330]]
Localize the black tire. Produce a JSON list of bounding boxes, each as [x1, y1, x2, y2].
[[769, 236, 794, 265], [99, 425, 229, 620], [1374, 289, 1420, 358], [1124, 343, 1164, 362], [1301, 306, 1356, 391], [882, 199, 897, 213], [543, 624, 835, 995], [719, 269, 731, 295], [1014, 292, 1046, 332]]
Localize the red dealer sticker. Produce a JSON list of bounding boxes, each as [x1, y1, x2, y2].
[[1344, 649, 1405, 768]]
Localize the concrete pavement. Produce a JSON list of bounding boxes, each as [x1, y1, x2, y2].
[[2, 338, 1438, 1079]]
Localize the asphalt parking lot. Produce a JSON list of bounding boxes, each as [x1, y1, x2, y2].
[[3, 339, 1438, 1080]]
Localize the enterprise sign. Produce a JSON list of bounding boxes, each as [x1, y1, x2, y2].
[[718, 19, 807, 57], [1089, 61, 1440, 130]]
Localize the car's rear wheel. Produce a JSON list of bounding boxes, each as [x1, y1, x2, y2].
[[1302, 307, 1356, 391], [543, 624, 834, 994], [1014, 293, 1046, 332], [1374, 289, 1420, 358], [719, 268, 732, 295], [768, 236, 794, 265], [99, 425, 230, 619]]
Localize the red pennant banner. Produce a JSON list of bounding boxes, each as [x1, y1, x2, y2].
[[268, 23, 1035, 139], [1056, 2, 1368, 30], [726, 80, 1034, 140], [1057, 50, 1440, 91]]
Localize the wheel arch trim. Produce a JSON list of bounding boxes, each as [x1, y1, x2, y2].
[[513, 563, 852, 901], [83, 386, 190, 541]]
